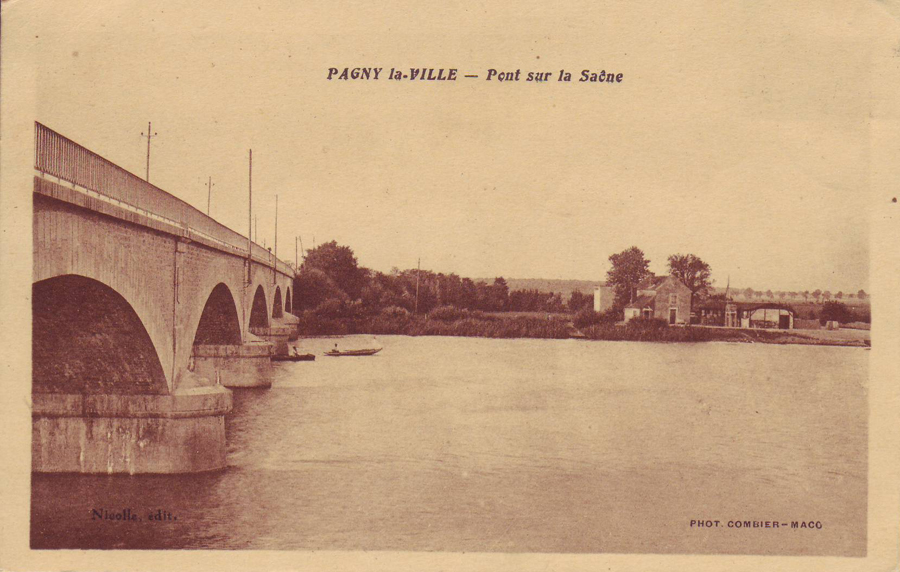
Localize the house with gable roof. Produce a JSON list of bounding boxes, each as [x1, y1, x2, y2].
[[622, 275, 692, 325]]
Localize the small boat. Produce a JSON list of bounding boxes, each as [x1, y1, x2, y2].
[[324, 348, 382, 357], [271, 352, 316, 362]]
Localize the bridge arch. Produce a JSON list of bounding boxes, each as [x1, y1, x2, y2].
[[192, 283, 242, 346], [249, 284, 269, 329], [285, 287, 292, 315], [273, 286, 283, 318], [32, 274, 167, 395]]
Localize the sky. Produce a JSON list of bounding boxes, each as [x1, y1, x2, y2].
[[7, 0, 888, 293]]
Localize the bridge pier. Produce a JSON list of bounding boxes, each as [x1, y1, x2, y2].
[[250, 315, 299, 357], [31, 384, 232, 474], [192, 342, 275, 388]]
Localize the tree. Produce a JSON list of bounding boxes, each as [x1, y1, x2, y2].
[[490, 277, 510, 311], [823, 290, 832, 301], [547, 292, 565, 313], [301, 241, 367, 300], [778, 291, 787, 300], [438, 273, 464, 308], [802, 290, 810, 301], [744, 287, 755, 300], [606, 247, 651, 309], [474, 280, 492, 311], [568, 290, 592, 312], [821, 301, 852, 325], [857, 289, 867, 301], [293, 267, 345, 311], [812, 289, 822, 302], [667, 253, 713, 312], [835, 291, 843, 299], [460, 278, 478, 310], [766, 290, 774, 299]]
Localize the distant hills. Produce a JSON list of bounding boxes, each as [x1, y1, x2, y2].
[[485, 278, 607, 299]]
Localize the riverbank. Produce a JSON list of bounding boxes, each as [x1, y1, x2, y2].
[[296, 310, 572, 339], [581, 323, 869, 347], [294, 310, 870, 348]]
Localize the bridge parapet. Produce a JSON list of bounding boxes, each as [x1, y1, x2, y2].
[[35, 122, 294, 277], [250, 242, 295, 276]]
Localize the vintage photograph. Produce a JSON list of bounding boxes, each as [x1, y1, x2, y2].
[[3, 0, 897, 568]]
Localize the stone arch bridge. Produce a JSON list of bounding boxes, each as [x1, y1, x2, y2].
[[32, 123, 298, 474]]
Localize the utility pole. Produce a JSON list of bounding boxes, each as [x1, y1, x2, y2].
[[247, 150, 252, 253], [206, 176, 214, 216], [140, 122, 158, 182], [274, 194, 278, 277], [415, 257, 421, 314], [244, 149, 253, 290]]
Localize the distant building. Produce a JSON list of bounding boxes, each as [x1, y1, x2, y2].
[[593, 286, 615, 313], [622, 275, 692, 325]]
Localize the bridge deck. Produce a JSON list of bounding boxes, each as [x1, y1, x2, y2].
[[34, 122, 294, 277]]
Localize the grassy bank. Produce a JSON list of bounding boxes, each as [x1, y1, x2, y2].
[[295, 307, 572, 339], [294, 307, 869, 347]]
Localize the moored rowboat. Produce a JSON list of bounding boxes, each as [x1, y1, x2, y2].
[[271, 353, 316, 362], [324, 348, 382, 357]]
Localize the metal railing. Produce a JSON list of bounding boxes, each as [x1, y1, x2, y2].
[[35, 122, 294, 275]]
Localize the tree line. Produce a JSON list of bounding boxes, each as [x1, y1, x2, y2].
[[292, 241, 588, 316], [738, 288, 867, 302], [291, 241, 868, 323]]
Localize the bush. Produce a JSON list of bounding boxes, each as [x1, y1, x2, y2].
[[380, 305, 411, 319], [346, 299, 366, 319], [573, 308, 602, 330], [468, 310, 496, 321], [428, 305, 469, 322], [415, 315, 570, 339], [598, 308, 621, 325], [295, 309, 349, 336], [356, 314, 408, 335], [625, 316, 669, 331], [313, 298, 367, 320], [584, 319, 708, 342], [315, 298, 346, 319]]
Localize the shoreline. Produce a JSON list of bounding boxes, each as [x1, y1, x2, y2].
[[293, 318, 870, 348]]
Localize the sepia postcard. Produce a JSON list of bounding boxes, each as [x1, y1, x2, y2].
[[1, 1, 899, 571]]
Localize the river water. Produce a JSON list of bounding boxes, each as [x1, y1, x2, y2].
[[31, 335, 868, 555]]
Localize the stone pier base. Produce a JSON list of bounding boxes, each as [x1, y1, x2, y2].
[[250, 324, 295, 356], [31, 386, 233, 474], [192, 342, 274, 388]]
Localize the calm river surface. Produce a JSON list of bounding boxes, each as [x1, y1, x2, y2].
[[31, 335, 867, 555]]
